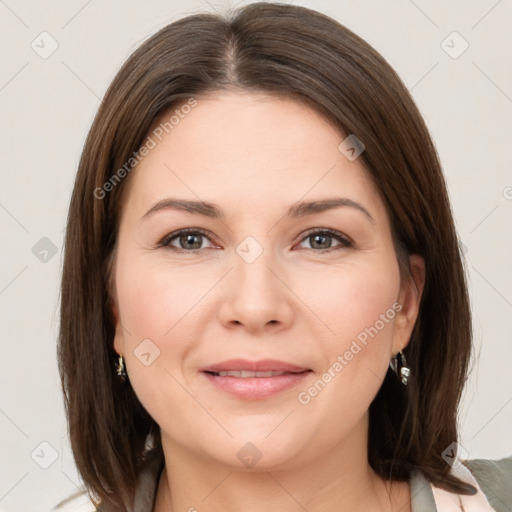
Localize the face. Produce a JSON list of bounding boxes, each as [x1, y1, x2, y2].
[[111, 91, 423, 471]]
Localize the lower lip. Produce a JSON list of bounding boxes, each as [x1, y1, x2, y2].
[[202, 371, 312, 400]]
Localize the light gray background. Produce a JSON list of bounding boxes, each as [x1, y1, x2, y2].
[[0, 0, 511, 510]]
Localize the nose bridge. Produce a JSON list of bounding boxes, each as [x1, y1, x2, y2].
[[233, 233, 280, 301], [217, 233, 293, 331]]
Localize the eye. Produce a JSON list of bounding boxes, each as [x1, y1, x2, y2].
[[296, 229, 352, 252], [158, 228, 353, 254], [158, 229, 215, 252]]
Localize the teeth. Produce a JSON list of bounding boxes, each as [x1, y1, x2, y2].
[[217, 370, 287, 378]]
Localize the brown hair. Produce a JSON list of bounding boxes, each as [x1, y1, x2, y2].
[[58, 2, 475, 509]]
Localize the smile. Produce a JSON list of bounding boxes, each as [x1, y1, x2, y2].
[[200, 359, 313, 400]]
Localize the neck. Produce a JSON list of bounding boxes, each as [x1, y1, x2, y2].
[[154, 416, 410, 512]]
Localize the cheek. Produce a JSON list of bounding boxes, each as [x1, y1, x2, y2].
[[294, 257, 400, 409], [301, 256, 400, 347], [116, 256, 212, 340], [114, 259, 212, 426], [113, 252, 233, 401], [113, 256, 204, 392]]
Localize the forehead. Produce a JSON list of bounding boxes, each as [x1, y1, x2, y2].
[[120, 90, 384, 223]]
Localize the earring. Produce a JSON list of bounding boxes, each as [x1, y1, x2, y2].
[[116, 355, 127, 381], [390, 349, 410, 385]]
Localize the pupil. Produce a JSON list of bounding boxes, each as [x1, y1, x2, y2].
[[312, 234, 330, 249], [182, 234, 201, 249]]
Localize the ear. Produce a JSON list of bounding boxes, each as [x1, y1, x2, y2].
[[392, 254, 425, 355], [107, 259, 126, 357], [110, 296, 125, 357]]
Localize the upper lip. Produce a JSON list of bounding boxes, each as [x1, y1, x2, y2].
[[200, 359, 310, 373]]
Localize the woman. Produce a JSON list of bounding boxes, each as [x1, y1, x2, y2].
[[57, 2, 512, 511]]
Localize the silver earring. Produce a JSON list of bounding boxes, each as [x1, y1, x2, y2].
[[390, 350, 410, 385], [116, 355, 127, 381]]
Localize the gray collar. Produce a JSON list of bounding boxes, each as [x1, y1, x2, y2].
[[409, 470, 438, 511]]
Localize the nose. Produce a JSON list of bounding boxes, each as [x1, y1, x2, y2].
[[216, 243, 294, 334]]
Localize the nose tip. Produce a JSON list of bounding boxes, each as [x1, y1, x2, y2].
[[216, 250, 294, 333]]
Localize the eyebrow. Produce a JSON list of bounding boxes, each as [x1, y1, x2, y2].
[[142, 197, 375, 224]]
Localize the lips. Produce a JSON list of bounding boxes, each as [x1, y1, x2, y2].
[[214, 370, 290, 378], [200, 359, 313, 400], [200, 359, 309, 374]]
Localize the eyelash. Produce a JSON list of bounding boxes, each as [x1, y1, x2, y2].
[[157, 228, 353, 254]]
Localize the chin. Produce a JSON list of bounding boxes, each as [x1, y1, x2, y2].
[[204, 427, 311, 471]]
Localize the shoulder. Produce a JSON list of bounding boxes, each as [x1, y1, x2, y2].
[[463, 455, 512, 511], [409, 455, 512, 512], [53, 450, 164, 512], [51, 490, 97, 512]]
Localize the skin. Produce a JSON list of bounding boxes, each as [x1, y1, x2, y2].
[[111, 90, 425, 512]]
